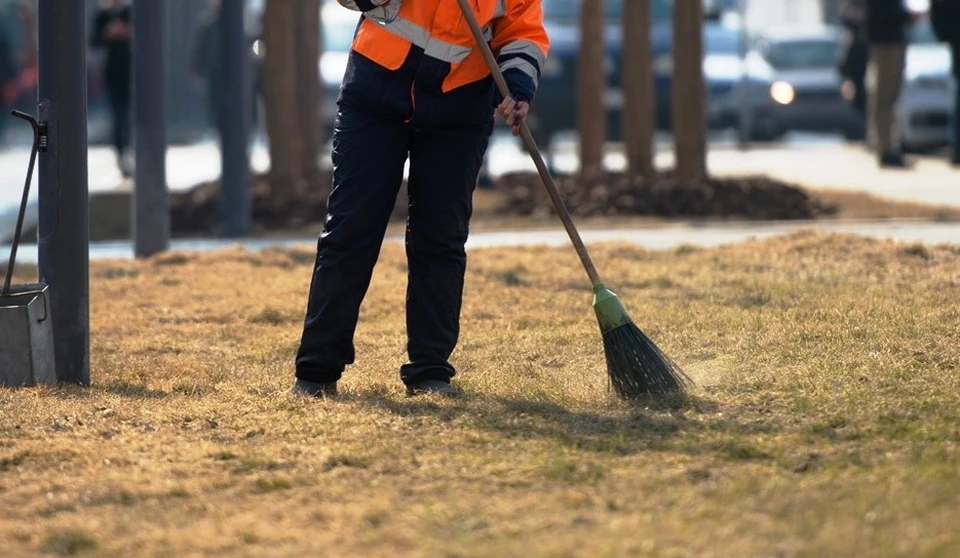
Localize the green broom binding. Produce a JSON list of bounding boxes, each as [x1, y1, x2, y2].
[[594, 284, 690, 398], [456, 0, 689, 399]]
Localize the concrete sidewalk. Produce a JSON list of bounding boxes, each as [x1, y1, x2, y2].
[[0, 139, 272, 243], [2, 219, 957, 264]]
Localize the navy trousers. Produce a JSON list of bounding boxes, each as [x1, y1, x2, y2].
[[296, 106, 489, 386]]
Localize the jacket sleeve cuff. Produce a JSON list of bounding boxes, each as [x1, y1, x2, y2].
[[502, 68, 535, 104]]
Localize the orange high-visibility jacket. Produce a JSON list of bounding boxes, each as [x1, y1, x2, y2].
[[336, 0, 549, 133]]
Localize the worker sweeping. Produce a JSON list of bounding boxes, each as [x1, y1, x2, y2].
[[294, 0, 549, 398]]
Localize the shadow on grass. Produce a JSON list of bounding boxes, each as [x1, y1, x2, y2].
[[100, 381, 169, 399], [43, 381, 170, 401], [355, 390, 777, 459]]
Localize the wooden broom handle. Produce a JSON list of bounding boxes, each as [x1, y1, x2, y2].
[[455, 0, 603, 287]]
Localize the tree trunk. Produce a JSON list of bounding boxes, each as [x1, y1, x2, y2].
[[671, 0, 707, 184], [262, 0, 305, 207], [577, 0, 606, 175], [621, 0, 656, 180], [294, 0, 324, 192]]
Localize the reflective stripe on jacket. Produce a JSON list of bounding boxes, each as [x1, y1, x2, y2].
[[336, 0, 549, 134]]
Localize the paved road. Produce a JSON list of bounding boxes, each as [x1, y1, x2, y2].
[[2, 220, 957, 265]]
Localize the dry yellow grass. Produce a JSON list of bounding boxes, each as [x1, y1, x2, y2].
[[1, 233, 959, 557]]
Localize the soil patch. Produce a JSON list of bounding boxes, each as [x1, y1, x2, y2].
[[170, 171, 834, 235], [497, 171, 837, 220], [169, 171, 408, 236]]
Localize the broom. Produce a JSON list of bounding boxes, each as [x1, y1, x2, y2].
[[456, 0, 689, 398]]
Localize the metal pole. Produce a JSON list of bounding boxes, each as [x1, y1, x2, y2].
[[737, 0, 752, 150], [133, 0, 170, 258], [37, 0, 90, 385], [221, 0, 252, 237]]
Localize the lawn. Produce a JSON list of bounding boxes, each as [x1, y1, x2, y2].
[[1, 233, 958, 557]]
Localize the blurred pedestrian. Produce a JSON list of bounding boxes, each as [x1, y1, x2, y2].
[[0, 18, 17, 141], [193, 0, 224, 137], [839, 0, 868, 136], [930, 0, 960, 166], [194, 0, 260, 145], [11, 0, 38, 116], [864, 0, 915, 168], [293, 0, 549, 398], [91, 0, 133, 178]]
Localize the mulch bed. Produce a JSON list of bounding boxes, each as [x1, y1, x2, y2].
[[170, 171, 409, 235], [169, 170, 835, 235], [497, 171, 837, 220]]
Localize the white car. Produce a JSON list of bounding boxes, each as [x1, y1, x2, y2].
[[756, 26, 864, 139], [898, 17, 956, 152]]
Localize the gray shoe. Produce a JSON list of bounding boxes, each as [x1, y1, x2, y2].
[[405, 380, 458, 398], [293, 379, 338, 398]]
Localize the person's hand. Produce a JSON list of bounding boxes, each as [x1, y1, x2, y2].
[[495, 96, 529, 137], [106, 20, 130, 39]]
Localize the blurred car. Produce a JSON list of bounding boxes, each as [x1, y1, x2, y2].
[[898, 16, 956, 152], [529, 0, 656, 145], [754, 26, 864, 139], [652, 22, 782, 140], [532, 0, 780, 146]]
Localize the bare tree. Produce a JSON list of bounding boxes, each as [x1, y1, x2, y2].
[[578, 0, 606, 175], [262, 0, 324, 208], [621, 0, 656, 180], [671, 0, 707, 184]]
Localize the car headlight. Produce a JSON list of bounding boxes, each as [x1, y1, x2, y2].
[[770, 81, 795, 105], [251, 39, 264, 59]]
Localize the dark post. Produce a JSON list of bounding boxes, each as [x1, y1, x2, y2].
[[133, 0, 170, 257], [37, 0, 90, 385], [737, 0, 752, 150], [220, 0, 252, 237]]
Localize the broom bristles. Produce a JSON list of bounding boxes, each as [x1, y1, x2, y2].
[[602, 320, 690, 399]]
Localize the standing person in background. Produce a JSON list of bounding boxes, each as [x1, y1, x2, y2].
[[193, 0, 224, 140], [930, 0, 960, 166], [839, 0, 868, 139], [864, 0, 916, 168], [91, 0, 133, 178], [12, 1, 38, 116], [0, 19, 17, 142], [194, 0, 260, 145]]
